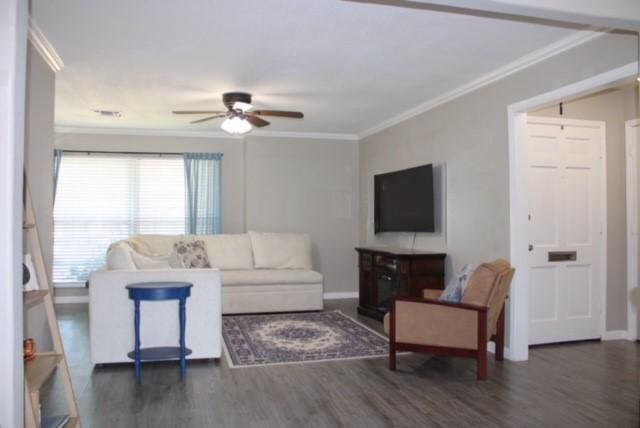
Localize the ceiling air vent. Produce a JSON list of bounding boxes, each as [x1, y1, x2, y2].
[[93, 109, 122, 118]]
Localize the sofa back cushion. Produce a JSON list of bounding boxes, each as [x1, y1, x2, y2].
[[200, 234, 254, 270], [248, 230, 312, 270]]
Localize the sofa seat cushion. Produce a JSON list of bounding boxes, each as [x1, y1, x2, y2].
[[221, 269, 322, 286]]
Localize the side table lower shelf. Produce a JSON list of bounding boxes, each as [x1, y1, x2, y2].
[[127, 346, 193, 362]]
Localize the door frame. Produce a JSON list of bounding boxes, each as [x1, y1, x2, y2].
[[525, 115, 607, 345], [625, 118, 640, 341], [507, 62, 637, 361]]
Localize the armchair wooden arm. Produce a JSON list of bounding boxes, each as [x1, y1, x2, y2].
[[393, 295, 489, 312]]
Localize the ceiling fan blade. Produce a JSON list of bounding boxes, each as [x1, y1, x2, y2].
[[190, 114, 226, 124], [246, 115, 270, 127], [173, 110, 227, 115], [252, 110, 304, 119]]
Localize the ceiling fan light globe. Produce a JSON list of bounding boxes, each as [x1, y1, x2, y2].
[[232, 101, 253, 112], [221, 116, 252, 135]]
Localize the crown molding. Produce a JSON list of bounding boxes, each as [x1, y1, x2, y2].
[[249, 130, 358, 141], [55, 126, 359, 141], [358, 29, 605, 139], [28, 16, 64, 73], [55, 126, 242, 139]]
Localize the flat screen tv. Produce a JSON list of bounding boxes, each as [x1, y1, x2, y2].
[[374, 164, 434, 233]]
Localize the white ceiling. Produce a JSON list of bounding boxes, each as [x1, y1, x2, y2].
[[33, 0, 587, 136]]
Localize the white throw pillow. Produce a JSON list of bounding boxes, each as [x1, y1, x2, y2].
[[248, 230, 312, 270], [130, 251, 172, 270], [200, 234, 254, 270], [106, 242, 137, 270], [129, 234, 183, 257]]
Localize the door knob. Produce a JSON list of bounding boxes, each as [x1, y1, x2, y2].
[[528, 244, 534, 252]]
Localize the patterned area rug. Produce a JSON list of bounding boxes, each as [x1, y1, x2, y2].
[[222, 310, 389, 367]]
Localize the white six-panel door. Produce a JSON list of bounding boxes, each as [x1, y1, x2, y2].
[[527, 117, 605, 345], [625, 119, 640, 341]]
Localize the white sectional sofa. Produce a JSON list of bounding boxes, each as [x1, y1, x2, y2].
[[89, 231, 323, 364]]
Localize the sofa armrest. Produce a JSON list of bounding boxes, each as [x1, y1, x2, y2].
[[389, 297, 487, 350]]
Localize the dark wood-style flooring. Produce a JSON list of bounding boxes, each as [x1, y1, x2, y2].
[[41, 300, 639, 427]]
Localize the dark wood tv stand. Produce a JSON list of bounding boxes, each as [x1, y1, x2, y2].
[[356, 246, 446, 321]]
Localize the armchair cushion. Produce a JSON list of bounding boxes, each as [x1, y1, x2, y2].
[[423, 289, 443, 299], [461, 263, 501, 306]]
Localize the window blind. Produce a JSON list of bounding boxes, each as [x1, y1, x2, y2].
[[53, 153, 186, 284]]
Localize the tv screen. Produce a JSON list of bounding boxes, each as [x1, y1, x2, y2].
[[374, 164, 434, 233]]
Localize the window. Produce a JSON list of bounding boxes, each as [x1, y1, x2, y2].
[[53, 153, 186, 284]]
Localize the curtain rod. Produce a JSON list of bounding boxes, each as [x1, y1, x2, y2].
[[61, 149, 185, 156]]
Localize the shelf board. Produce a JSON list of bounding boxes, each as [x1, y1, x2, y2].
[[23, 222, 36, 230], [64, 416, 79, 428], [23, 290, 49, 309], [25, 353, 62, 392], [41, 414, 73, 428]]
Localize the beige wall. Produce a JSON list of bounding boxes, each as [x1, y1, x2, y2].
[[531, 87, 639, 330], [245, 136, 359, 293], [24, 44, 55, 350], [359, 32, 637, 333], [25, 45, 55, 278], [54, 133, 359, 295]]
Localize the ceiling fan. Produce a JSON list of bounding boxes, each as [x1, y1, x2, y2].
[[172, 92, 304, 135]]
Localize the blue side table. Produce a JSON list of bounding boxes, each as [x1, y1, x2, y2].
[[125, 281, 193, 384]]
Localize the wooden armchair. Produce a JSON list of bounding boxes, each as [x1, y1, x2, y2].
[[384, 259, 515, 380]]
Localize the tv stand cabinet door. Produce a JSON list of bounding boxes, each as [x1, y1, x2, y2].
[[408, 257, 445, 295], [358, 252, 375, 309]]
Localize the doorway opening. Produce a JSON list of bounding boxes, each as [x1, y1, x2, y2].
[[507, 62, 639, 361]]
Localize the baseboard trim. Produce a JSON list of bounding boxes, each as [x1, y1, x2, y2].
[[601, 330, 629, 341], [54, 295, 89, 304], [323, 292, 358, 300]]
